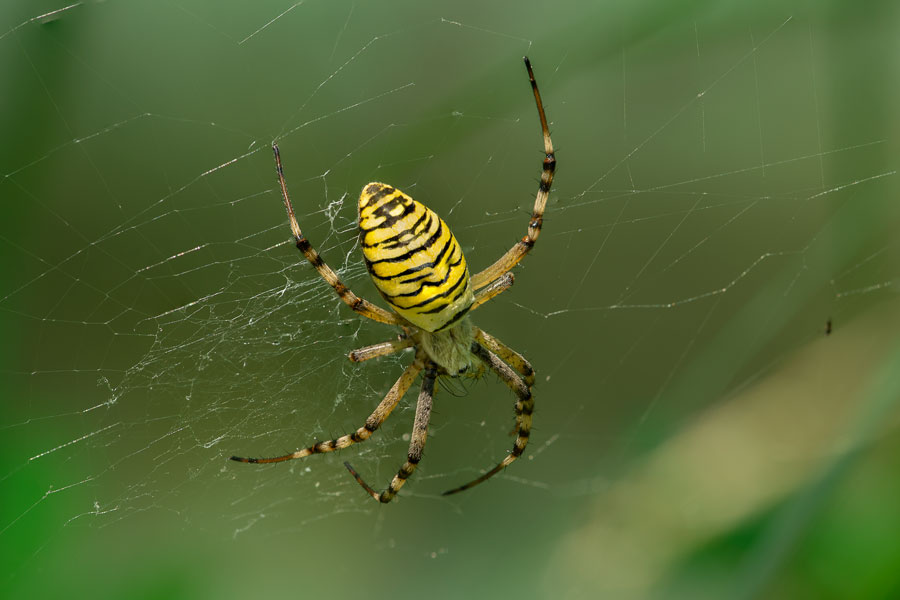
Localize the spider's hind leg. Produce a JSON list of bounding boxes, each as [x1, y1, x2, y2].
[[272, 142, 402, 326], [470, 57, 555, 290], [471, 272, 515, 310]]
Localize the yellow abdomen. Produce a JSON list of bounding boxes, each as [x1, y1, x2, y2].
[[358, 183, 474, 332]]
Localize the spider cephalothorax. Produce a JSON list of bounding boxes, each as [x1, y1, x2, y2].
[[232, 57, 555, 503]]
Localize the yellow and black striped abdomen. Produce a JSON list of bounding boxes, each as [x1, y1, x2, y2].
[[358, 183, 474, 332]]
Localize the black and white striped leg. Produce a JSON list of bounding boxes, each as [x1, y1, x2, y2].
[[348, 336, 414, 363], [442, 342, 533, 495], [231, 357, 423, 464], [471, 57, 555, 290], [471, 272, 515, 311], [272, 142, 403, 326], [345, 364, 437, 503], [474, 327, 535, 387]]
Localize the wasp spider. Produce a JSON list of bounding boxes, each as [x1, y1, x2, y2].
[[231, 57, 555, 503]]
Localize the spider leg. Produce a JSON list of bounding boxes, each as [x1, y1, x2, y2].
[[471, 57, 555, 290], [345, 363, 437, 503], [273, 142, 403, 326], [348, 336, 414, 363], [442, 342, 533, 496], [471, 272, 515, 311], [474, 327, 534, 387], [230, 357, 423, 464]]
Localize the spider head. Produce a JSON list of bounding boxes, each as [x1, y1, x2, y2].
[[413, 316, 478, 377]]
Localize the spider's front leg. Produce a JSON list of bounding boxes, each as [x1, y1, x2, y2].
[[474, 326, 534, 386], [230, 357, 423, 464], [442, 342, 533, 495], [345, 363, 437, 503]]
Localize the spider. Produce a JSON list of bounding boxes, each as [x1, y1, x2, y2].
[[231, 57, 555, 503]]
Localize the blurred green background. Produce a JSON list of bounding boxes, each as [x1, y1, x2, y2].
[[2, 0, 899, 598]]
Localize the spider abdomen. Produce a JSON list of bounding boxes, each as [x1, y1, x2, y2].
[[359, 183, 474, 332]]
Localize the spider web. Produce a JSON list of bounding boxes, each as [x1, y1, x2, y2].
[[2, 1, 899, 598]]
